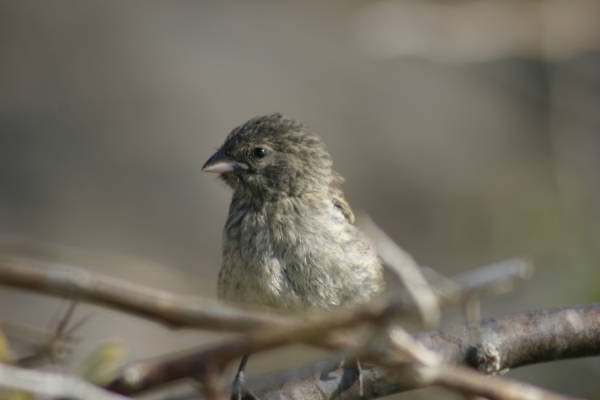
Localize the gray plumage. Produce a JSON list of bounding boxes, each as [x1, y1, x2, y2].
[[203, 114, 384, 312]]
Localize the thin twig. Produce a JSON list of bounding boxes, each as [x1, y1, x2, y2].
[[5, 303, 81, 367]]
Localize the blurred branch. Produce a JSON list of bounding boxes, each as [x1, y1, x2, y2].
[[361, 216, 440, 327], [0, 256, 291, 332], [1, 302, 82, 367], [105, 261, 539, 396], [0, 256, 531, 335], [5, 253, 591, 400], [0, 362, 132, 400]]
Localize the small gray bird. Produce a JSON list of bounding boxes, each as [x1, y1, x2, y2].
[[203, 114, 384, 396]]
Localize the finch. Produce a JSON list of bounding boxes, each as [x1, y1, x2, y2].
[[203, 114, 384, 399], [203, 114, 384, 312]]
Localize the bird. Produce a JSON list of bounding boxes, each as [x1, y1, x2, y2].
[[202, 113, 385, 398]]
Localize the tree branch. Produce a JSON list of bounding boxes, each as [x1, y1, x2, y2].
[[0, 256, 531, 334], [107, 304, 599, 398], [245, 304, 599, 400], [0, 256, 291, 332], [4, 253, 591, 400], [97, 259, 529, 394]]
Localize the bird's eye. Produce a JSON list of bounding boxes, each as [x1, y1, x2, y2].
[[253, 147, 269, 159]]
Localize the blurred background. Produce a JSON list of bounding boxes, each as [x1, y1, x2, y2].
[[0, 1, 598, 398]]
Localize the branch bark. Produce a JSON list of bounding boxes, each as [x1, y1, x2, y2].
[[108, 304, 599, 398], [245, 304, 599, 400]]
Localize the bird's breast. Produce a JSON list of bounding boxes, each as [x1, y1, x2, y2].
[[217, 197, 384, 311]]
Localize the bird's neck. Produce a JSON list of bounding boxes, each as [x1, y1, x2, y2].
[[231, 188, 328, 215]]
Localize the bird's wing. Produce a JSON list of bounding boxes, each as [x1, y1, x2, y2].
[[330, 172, 355, 223], [332, 192, 355, 223]]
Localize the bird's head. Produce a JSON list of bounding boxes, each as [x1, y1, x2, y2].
[[203, 114, 334, 201]]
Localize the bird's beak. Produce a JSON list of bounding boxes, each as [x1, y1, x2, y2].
[[202, 149, 236, 174]]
